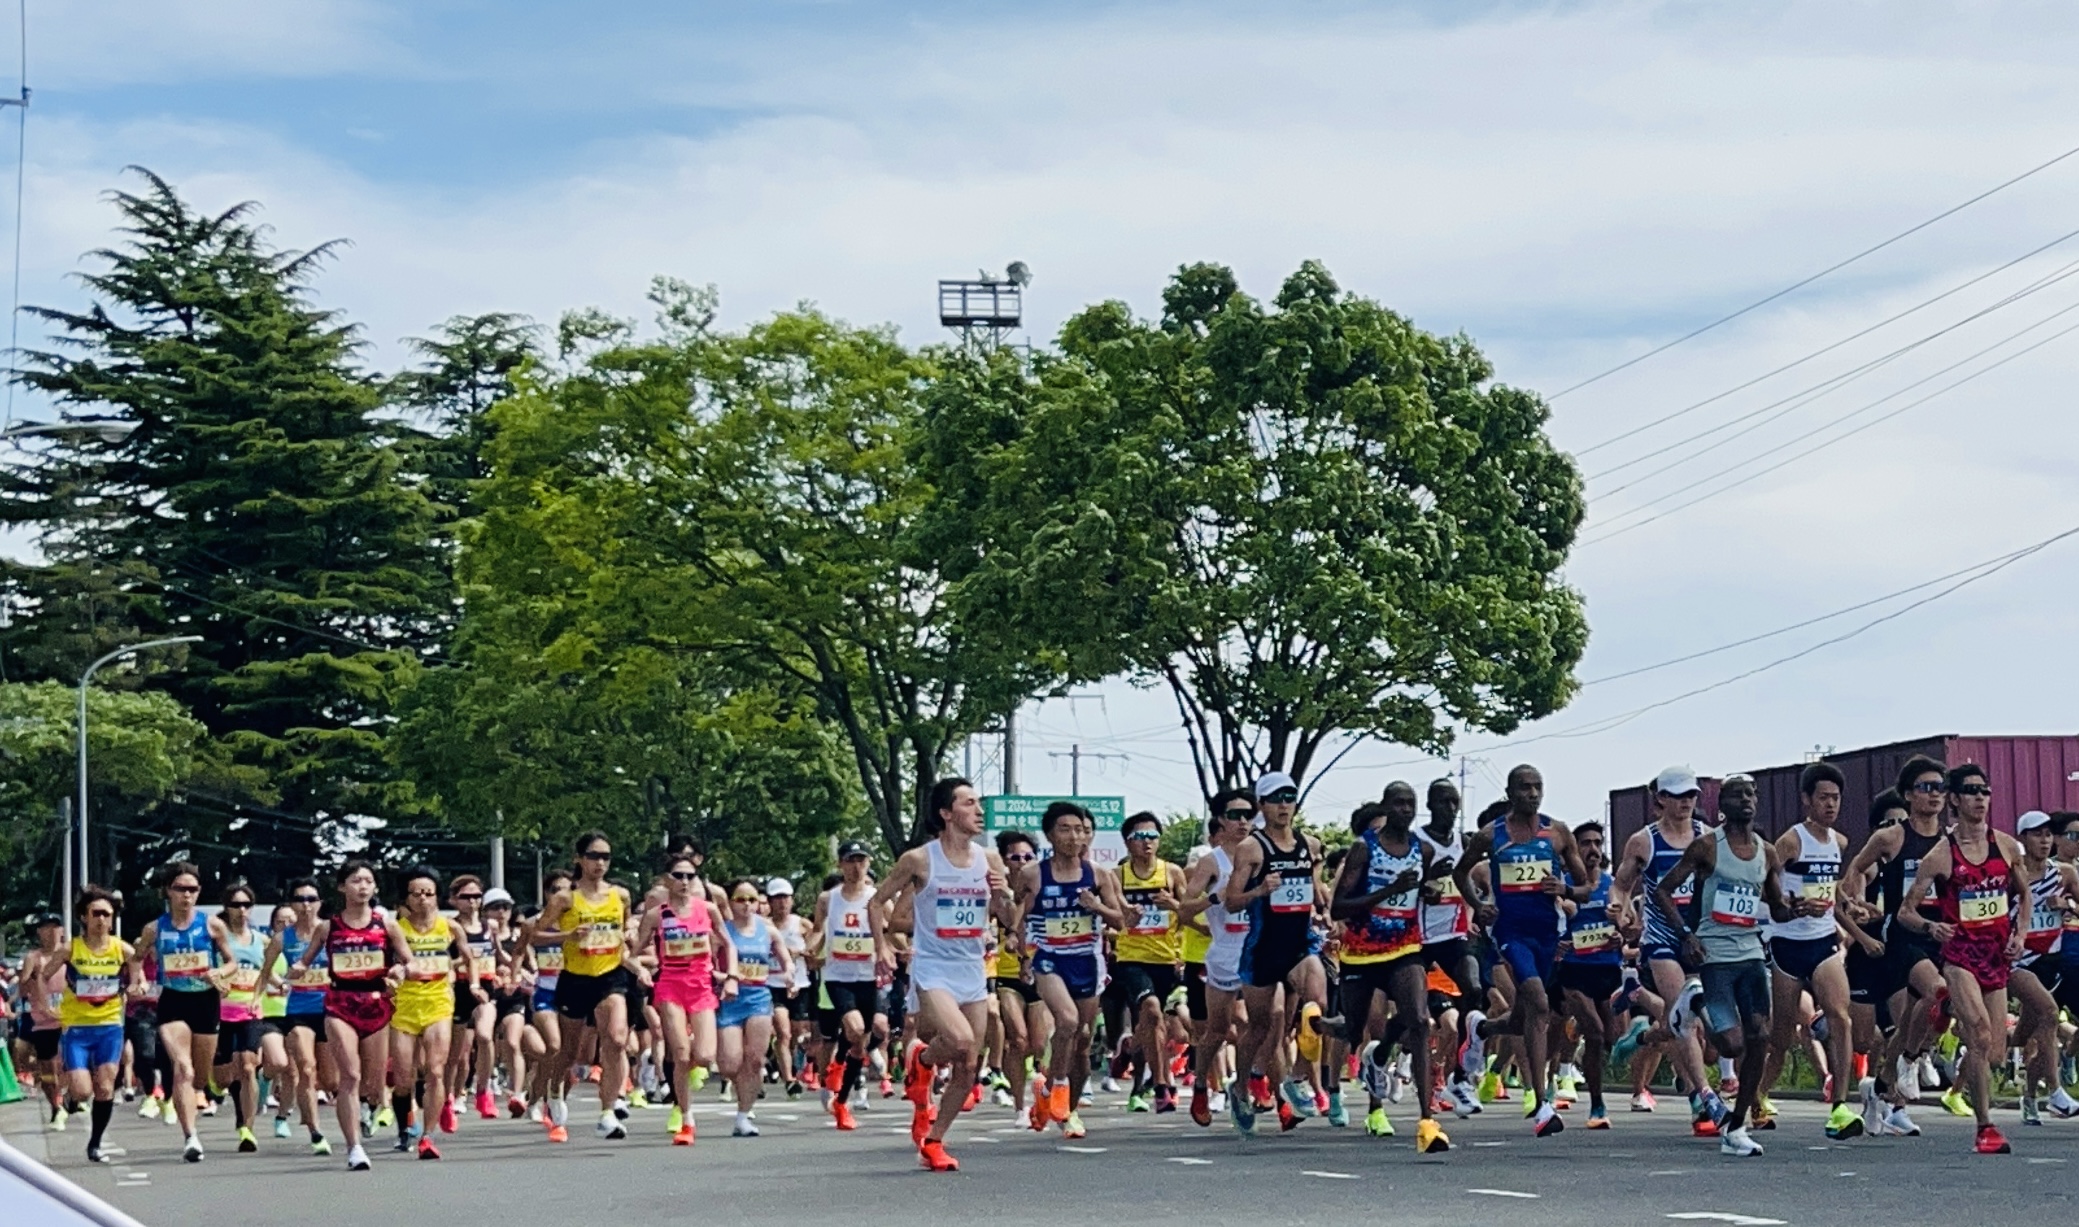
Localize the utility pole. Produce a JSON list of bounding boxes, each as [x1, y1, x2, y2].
[[1003, 709, 1018, 795], [1049, 743, 1127, 794]]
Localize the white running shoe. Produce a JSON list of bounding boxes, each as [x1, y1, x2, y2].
[[1720, 1125, 1764, 1156], [733, 1111, 759, 1137], [1859, 1076, 1884, 1135], [1358, 1042, 1390, 1102], [182, 1135, 204, 1163], [1100, 1076, 1123, 1094], [549, 1097, 569, 1127], [1383, 1056, 1405, 1104], [598, 1112, 626, 1139], [1880, 1106, 1920, 1137], [1207, 1091, 1227, 1115], [1447, 1076, 1482, 1118], [346, 1143, 370, 1171], [1667, 979, 1702, 1036], [2046, 1087, 2079, 1119], [1895, 1054, 1922, 1102], [138, 1096, 162, 1120], [1460, 1010, 1488, 1079]]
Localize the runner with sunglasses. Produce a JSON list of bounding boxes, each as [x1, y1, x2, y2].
[[991, 830, 1048, 1125], [1183, 791, 1253, 1128], [2009, 810, 2079, 1123], [1114, 811, 1186, 1114], [54, 885, 139, 1164], [1896, 763, 2027, 1154], [766, 878, 812, 1099], [813, 841, 884, 1132], [212, 883, 269, 1154], [446, 875, 500, 1126], [630, 854, 733, 1145], [478, 889, 530, 1117], [538, 831, 638, 1143], [718, 879, 790, 1136], [1223, 772, 1333, 1134], [388, 866, 482, 1159], [129, 860, 238, 1164], [259, 879, 333, 1155], [517, 870, 574, 1133]]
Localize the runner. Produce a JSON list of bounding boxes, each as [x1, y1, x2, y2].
[[718, 879, 790, 1136], [19, 912, 67, 1130], [480, 888, 531, 1118], [1416, 779, 1486, 1118], [1554, 821, 1624, 1130], [2008, 810, 2079, 1122], [1113, 811, 1186, 1114], [1452, 764, 1594, 1139], [870, 776, 1018, 1172], [1757, 762, 1862, 1139], [630, 853, 732, 1145], [446, 874, 501, 1125], [1839, 790, 1905, 1134], [129, 860, 238, 1163], [1611, 766, 1726, 1135], [1222, 771, 1334, 1134], [1896, 762, 2028, 1154], [518, 871, 574, 1134], [766, 878, 812, 1099], [812, 841, 884, 1131], [990, 829, 1049, 1125], [540, 831, 639, 1143], [1655, 787, 1796, 1157], [1013, 800, 1126, 1139], [54, 886, 138, 1163], [258, 879, 332, 1154], [212, 882, 269, 1154], [1331, 784, 1449, 1152], [287, 859, 399, 1171], [1182, 792, 1252, 1128]]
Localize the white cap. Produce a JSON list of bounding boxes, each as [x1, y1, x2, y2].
[[2017, 810, 2054, 833], [482, 887, 514, 906], [764, 877, 794, 897], [1653, 765, 1700, 795], [1255, 770, 1298, 799]]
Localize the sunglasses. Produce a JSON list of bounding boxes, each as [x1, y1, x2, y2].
[[1953, 783, 1992, 797], [455, 893, 483, 902], [293, 894, 322, 903], [580, 850, 612, 862], [1005, 852, 1037, 863], [1262, 790, 1299, 804], [169, 884, 199, 894], [668, 871, 700, 881], [1125, 830, 1160, 842], [731, 894, 760, 903], [225, 901, 251, 909], [87, 909, 114, 919], [1910, 781, 1947, 794], [1221, 808, 1255, 821]]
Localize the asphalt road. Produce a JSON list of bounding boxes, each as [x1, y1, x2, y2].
[[6, 1086, 2075, 1227]]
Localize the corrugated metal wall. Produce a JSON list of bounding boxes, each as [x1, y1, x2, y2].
[[1608, 779, 1722, 850], [1946, 735, 2079, 830]]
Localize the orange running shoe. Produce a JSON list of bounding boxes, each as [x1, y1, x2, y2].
[[546, 1123, 568, 1143], [1190, 1086, 1211, 1127], [1029, 1092, 1053, 1131], [910, 1104, 937, 1147], [417, 1137, 442, 1160], [672, 1125, 695, 1146], [964, 1081, 984, 1111], [823, 1060, 846, 1094], [903, 1043, 935, 1108], [918, 1138, 959, 1172], [833, 1102, 857, 1131]]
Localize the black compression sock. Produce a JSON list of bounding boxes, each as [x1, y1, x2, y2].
[[392, 1090, 413, 1141], [230, 1080, 248, 1129], [840, 1055, 863, 1099], [89, 1099, 113, 1148]]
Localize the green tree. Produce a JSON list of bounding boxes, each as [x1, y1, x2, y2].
[[0, 170, 447, 877], [924, 261, 1587, 803]]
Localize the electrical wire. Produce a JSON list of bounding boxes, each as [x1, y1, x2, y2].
[[1550, 137, 2079, 400]]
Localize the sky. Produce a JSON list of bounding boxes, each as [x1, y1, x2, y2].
[[10, 0, 2079, 830]]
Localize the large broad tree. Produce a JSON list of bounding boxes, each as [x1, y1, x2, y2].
[[0, 170, 446, 876], [923, 261, 1587, 801]]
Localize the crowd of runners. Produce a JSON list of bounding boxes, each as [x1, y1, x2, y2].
[[7, 758, 2079, 1176]]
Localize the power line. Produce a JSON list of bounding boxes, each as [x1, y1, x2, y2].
[[1580, 311, 2079, 545], [1573, 225, 2079, 457], [1550, 136, 2079, 400]]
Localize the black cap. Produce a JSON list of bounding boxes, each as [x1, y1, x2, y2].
[[32, 912, 63, 928], [837, 840, 873, 861]]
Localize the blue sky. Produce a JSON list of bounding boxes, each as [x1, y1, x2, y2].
[[15, 0, 2079, 824]]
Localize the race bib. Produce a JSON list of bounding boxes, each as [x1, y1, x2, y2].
[[331, 949, 385, 976], [1570, 922, 1618, 953], [228, 966, 262, 994], [829, 934, 874, 961], [73, 976, 121, 1002], [934, 889, 988, 939], [1709, 882, 1761, 927], [1371, 891, 1418, 922], [1670, 882, 1696, 906], [1041, 913, 1095, 942], [738, 956, 771, 984], [162, 951, 210, 976], [578, 922, 623, 956], [534, 947, 563, 973], [1269, 877, 1314, 913], [408, 953, 452, 980], [291, 966, 332, 990], [2027, 898, 2059, 935], [1129, 905, 1173, 935], [663, 933, 710, 959], [1432, 877, 1463, 901], [1957, 887, 2007, 927], [1499, 859, 1551, 893]]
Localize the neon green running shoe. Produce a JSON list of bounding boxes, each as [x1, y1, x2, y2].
[[1365, 1107, 1393, 1136], [1825, 1103, 1865, 1140], [666, 1105, 683, 1133]]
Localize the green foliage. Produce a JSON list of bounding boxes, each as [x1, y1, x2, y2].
[[1155, 809, 1204, 866], [923, 261, 1587, 803], [0, 170, 446, 871]]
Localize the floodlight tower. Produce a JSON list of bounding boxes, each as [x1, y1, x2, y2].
[[939, 261, 1030, 351]]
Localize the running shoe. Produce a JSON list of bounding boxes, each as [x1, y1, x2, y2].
[[1295, 1003, 1325, 1063], [1894, 1054, 1923, 1102], [918, 1138, 959, 1172], [1326, 1090, 1348, 1127], [1276, 1100, 1300, 1132], [311, 1136, 332, 1156], [823, 1060, 845, 1093], [833, 1100, 857, 1130], [1666, 978, 1702, 1036], [910, 1104, 936, 1146], [1280, 1077, 1317, 1118], [1190, 1085, 1211, 1126], [1126, 1090, 1151, 1112], [183, 1135, 205, 1163], [508, 1095, 528, 1118], [161, 1098, 178, 1125], [612, 1096, 631, 1121], [1825, 1103, 1864, 1140], [666, 1105, 684, 1133], [86, 1145, 113, 1165], [139, 1094, 163, 1120], [1859, 1076, 1885, 1135], [1631, 1089, 1657, 1112], [546, 1122, 568, 1143], [237, 1126, 257, 1152], [1365, 1107, 1393, 1137], [1586, 1105, 1611, 1129], [786, 1078, 804, 1100], [476, 1089, 496, 1119], [417, 1136, 442, 1160], [1720, 1125, 1763, 1157], [1610, 1016, 1650, 1067], [1155, 1086, 1178, 1114], [902, 1042, 934, 1108], [1383, 1056, 1405, 1104], [1974, 1124, 2011, 1154], [1940, 1087, 1972, 1118], [1207, 1090, 1227, 1116], [1249, 1073, 1274, 1111], [1459, 1010, 1488, 1080], [2045, 1087, 2079, 1119], [1478, 1070, 1503, 1103], [346, 1143, 370, 1171], [672, 1123, 695, 1146], [1718, 1075, 1739, 1099], [1062, 1111, 1086, 1139], [272, 1116, 291, 1140], [1532, 1102, 1564, 1137], [1446, 1075, 1482, 1118], [598, 1111, 627, 1139], [688, 1065, 710, 1092], [2021, 1096, 2042, 1127], [628, 1088, 649, 1110], [733, 1111, 760, 1137], [1415, 1117, 1449, 1153], [1358, 1043, 1390, 1101], [373, 1103, 395, 1130], [439, 1097, 459, 1134]]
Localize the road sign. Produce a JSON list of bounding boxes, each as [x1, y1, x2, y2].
[[984, 795, 1128, 867]]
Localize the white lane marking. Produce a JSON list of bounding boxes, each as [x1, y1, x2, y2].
[[1468, 1188, 1541, 1199], [1471, 1140, 1509, 1147], [967, 1135, 1000, 1144], [1665, 1215, 1788, 1226], [772, 1113, 800, 1122], [1167, 1157, 1214, 1165], [2027, 1157, 2066, 1164], [1835, 1172, 1856, 1178], [1647, 1170, 1690, 1176], [1805, 1145, 1830, 1151], [1303, 1170, 1360, 1180], [1058, 1145, 1108, 1153]]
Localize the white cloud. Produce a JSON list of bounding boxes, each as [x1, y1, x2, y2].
[[31, 0, 411, 88]]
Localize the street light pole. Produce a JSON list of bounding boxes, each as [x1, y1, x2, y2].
[[76, 635, 203, 911]]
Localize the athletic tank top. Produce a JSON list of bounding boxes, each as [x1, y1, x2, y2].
[[1178, 848, 1213, 965], [729, 916, 774, 987], [1563, 871, 1622, 965], [530, 932, 565, 989], [1416, 826, 1471, 944], [912, 840, 991, 968], [219, 927, 268, 1022], [1341, 829, 1423, 965], [1244, 829, 1315, 950], [26, 950, 64, 1029], [155, 912, 216, 993], [461, 920, 497, 981], [1492, 814, 1561, 933], [325, 913, 390, 989], [1033, 858, 1101, 958], [261, 954, 289, 1019], [776, 914, 812, 989], [1642, 819, 1703, 946], [2020, 860, 2065, 962], [281, 925, 331, 1009], [60, 937, 126, 1029], [1881, 822, 1947, 937], [821, 884, 878, 983], [654, 902, 715, 985], [1205, 847, 1250, 962], [1775, 823, 1842, 942], [399, 914, 456, 982], [1696, 827, 1768, 963], [1115, 860, 1178, 964], [1937, 831, 2012, 950], [562, 888, 626, 977]]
